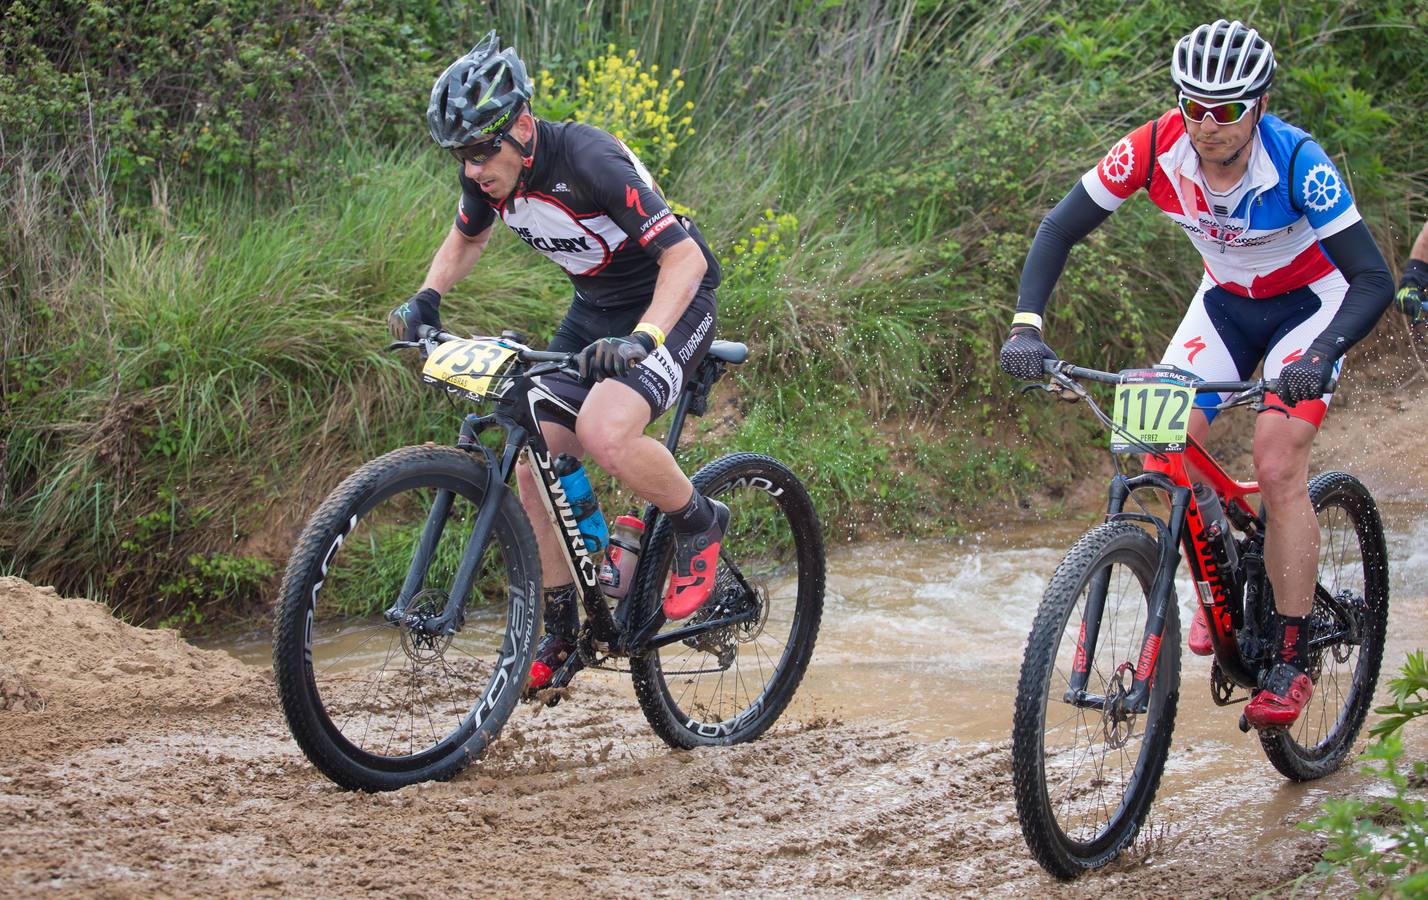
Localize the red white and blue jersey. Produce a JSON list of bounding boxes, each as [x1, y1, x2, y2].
[[1081, 110, 1360, 299]]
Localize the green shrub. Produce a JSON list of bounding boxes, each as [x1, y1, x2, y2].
[[1298, 651, 1428, 896]]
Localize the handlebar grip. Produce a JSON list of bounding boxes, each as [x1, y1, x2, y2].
[[415, 324, 459, 343]]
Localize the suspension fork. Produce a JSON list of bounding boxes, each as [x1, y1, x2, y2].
[[1066, 473, 1188, 714], [387, 414, 520, 635]]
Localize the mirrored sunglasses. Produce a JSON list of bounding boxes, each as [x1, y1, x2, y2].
[[1178, 94, 1257, 126]]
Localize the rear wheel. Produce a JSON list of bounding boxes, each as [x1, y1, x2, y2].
[[1012, 522, 1179, 880], [629, 453, 824, 748], [1260, 471, 1388, 780], [272, 445, 540, 791]]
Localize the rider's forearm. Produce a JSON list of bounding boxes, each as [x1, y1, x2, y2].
[[1015, 182, 1114, 318], [640, 238, 706, 334], [1312, 221, 1393, 354], [1411, 220, 1428, 265], [421, 225, 492, 295]]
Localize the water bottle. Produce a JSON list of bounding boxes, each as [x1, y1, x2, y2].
[[1192, 482, 1240, 574], [553, 454, 608, 554], [599, 513, 646, 599]]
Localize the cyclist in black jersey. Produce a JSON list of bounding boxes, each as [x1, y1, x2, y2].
[[390, 33, 729, 691]]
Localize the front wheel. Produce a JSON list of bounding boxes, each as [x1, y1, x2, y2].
[[629, 453, 825, 748], [272, 445, 541, 791], [1012, 521, 1180, 880], [1259, 471, 1389, 781]]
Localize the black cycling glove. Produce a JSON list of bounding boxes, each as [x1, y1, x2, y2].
[[388, 288, 442, 341], [999, 325, 1057, 381], [1277, 338, 1339, 405], [582, 332, 656, 380], [1396, 259, 1428, 324]]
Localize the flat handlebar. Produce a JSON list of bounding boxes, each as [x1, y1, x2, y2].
[[1043, 360, 1295, 396], [415, 324, 581, 371]]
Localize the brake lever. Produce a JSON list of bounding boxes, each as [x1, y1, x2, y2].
[[385, 340, 420, 352], [1020, 382, 1080, 403]]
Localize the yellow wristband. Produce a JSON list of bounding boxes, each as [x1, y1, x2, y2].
[[1012, 312, 1044, 330], [633, 322, 666, 349]]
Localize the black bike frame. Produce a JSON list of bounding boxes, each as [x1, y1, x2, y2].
[[384, 339, 754, 658]]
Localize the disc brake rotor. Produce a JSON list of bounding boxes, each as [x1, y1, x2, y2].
[[399, 588, 454, 663], [682, 566, 753, 667], [1102, 662, 1138, 749]]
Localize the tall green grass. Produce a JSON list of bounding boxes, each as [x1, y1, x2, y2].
[[4, 0, 1426, 625]]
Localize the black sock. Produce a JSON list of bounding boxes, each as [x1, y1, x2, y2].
[[1279, 615, 1309, 669], [667, 489, 713, 534], [542, 584, 579, 639]]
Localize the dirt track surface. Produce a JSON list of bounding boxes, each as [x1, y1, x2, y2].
[[1, 577, 1339, 898], [4, 368, 1425, 896]]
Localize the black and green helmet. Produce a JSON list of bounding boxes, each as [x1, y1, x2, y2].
[[427, 31, 532, 148]]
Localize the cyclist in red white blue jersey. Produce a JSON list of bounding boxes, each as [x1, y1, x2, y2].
[[390, 33, 729, 692], [999, 20, 1393, 730]]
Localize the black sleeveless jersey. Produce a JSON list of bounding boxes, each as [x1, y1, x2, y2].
[[454, 120, 720, 308]]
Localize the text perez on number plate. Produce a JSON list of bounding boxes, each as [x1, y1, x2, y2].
[[421, 338, 518, 402], [1111, 368, 1195, 453]]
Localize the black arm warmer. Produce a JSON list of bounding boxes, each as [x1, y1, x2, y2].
[[1015, 182, 1115, 315], [1314, 220, 1394, 354]]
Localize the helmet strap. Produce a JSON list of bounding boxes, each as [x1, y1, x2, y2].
[[507, 116, 537, 195]]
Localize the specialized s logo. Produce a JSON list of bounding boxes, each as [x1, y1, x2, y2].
[[1184, 336, 1207, 364], [625, 184, 647, 217]]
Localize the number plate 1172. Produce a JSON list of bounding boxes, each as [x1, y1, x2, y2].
[[1111, 369, 1195, 453]]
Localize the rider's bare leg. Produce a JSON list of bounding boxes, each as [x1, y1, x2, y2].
[[575, 379, 694, 512], [1251, 412, 1319, 619], [515, 421, 585, 589], [1183, 409, 1212, 485]]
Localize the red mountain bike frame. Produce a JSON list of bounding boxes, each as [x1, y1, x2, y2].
[[1066, 433, 1264, 715]]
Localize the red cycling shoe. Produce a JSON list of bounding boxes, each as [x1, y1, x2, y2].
[[662, 499, 729, 620], [1245, 662, 1314, 730], [527, 635, 576, 691], [1189, 603, 1214, 656]]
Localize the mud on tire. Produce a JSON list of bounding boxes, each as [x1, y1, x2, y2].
[[628, 453, 824, 749], [1012, 522, 1179, 880], [1259, 471, 1388, 781], [272, 445, 540, 791]]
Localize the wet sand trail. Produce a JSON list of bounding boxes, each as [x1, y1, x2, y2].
[[3, 388, 1426, 896]]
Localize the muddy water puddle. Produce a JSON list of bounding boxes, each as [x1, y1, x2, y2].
[[211, 500, 1428, 882]]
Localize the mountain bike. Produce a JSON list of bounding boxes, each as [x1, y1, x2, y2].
[[272, 326, 825, 791], [1010, 360, 1388, 879]]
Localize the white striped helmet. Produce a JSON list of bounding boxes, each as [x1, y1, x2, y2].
[[1171, 19, 1275, 101]]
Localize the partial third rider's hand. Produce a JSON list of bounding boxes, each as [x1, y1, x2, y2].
[[1396, 283, 1426, 324], [581, 332, 657, 380]]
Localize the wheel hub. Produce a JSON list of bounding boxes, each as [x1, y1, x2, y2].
[[1102, 662, 1138, 749], [398, 589, 454, 663]]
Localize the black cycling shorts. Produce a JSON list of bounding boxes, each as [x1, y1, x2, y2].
[[536, 288, 717, 427]]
